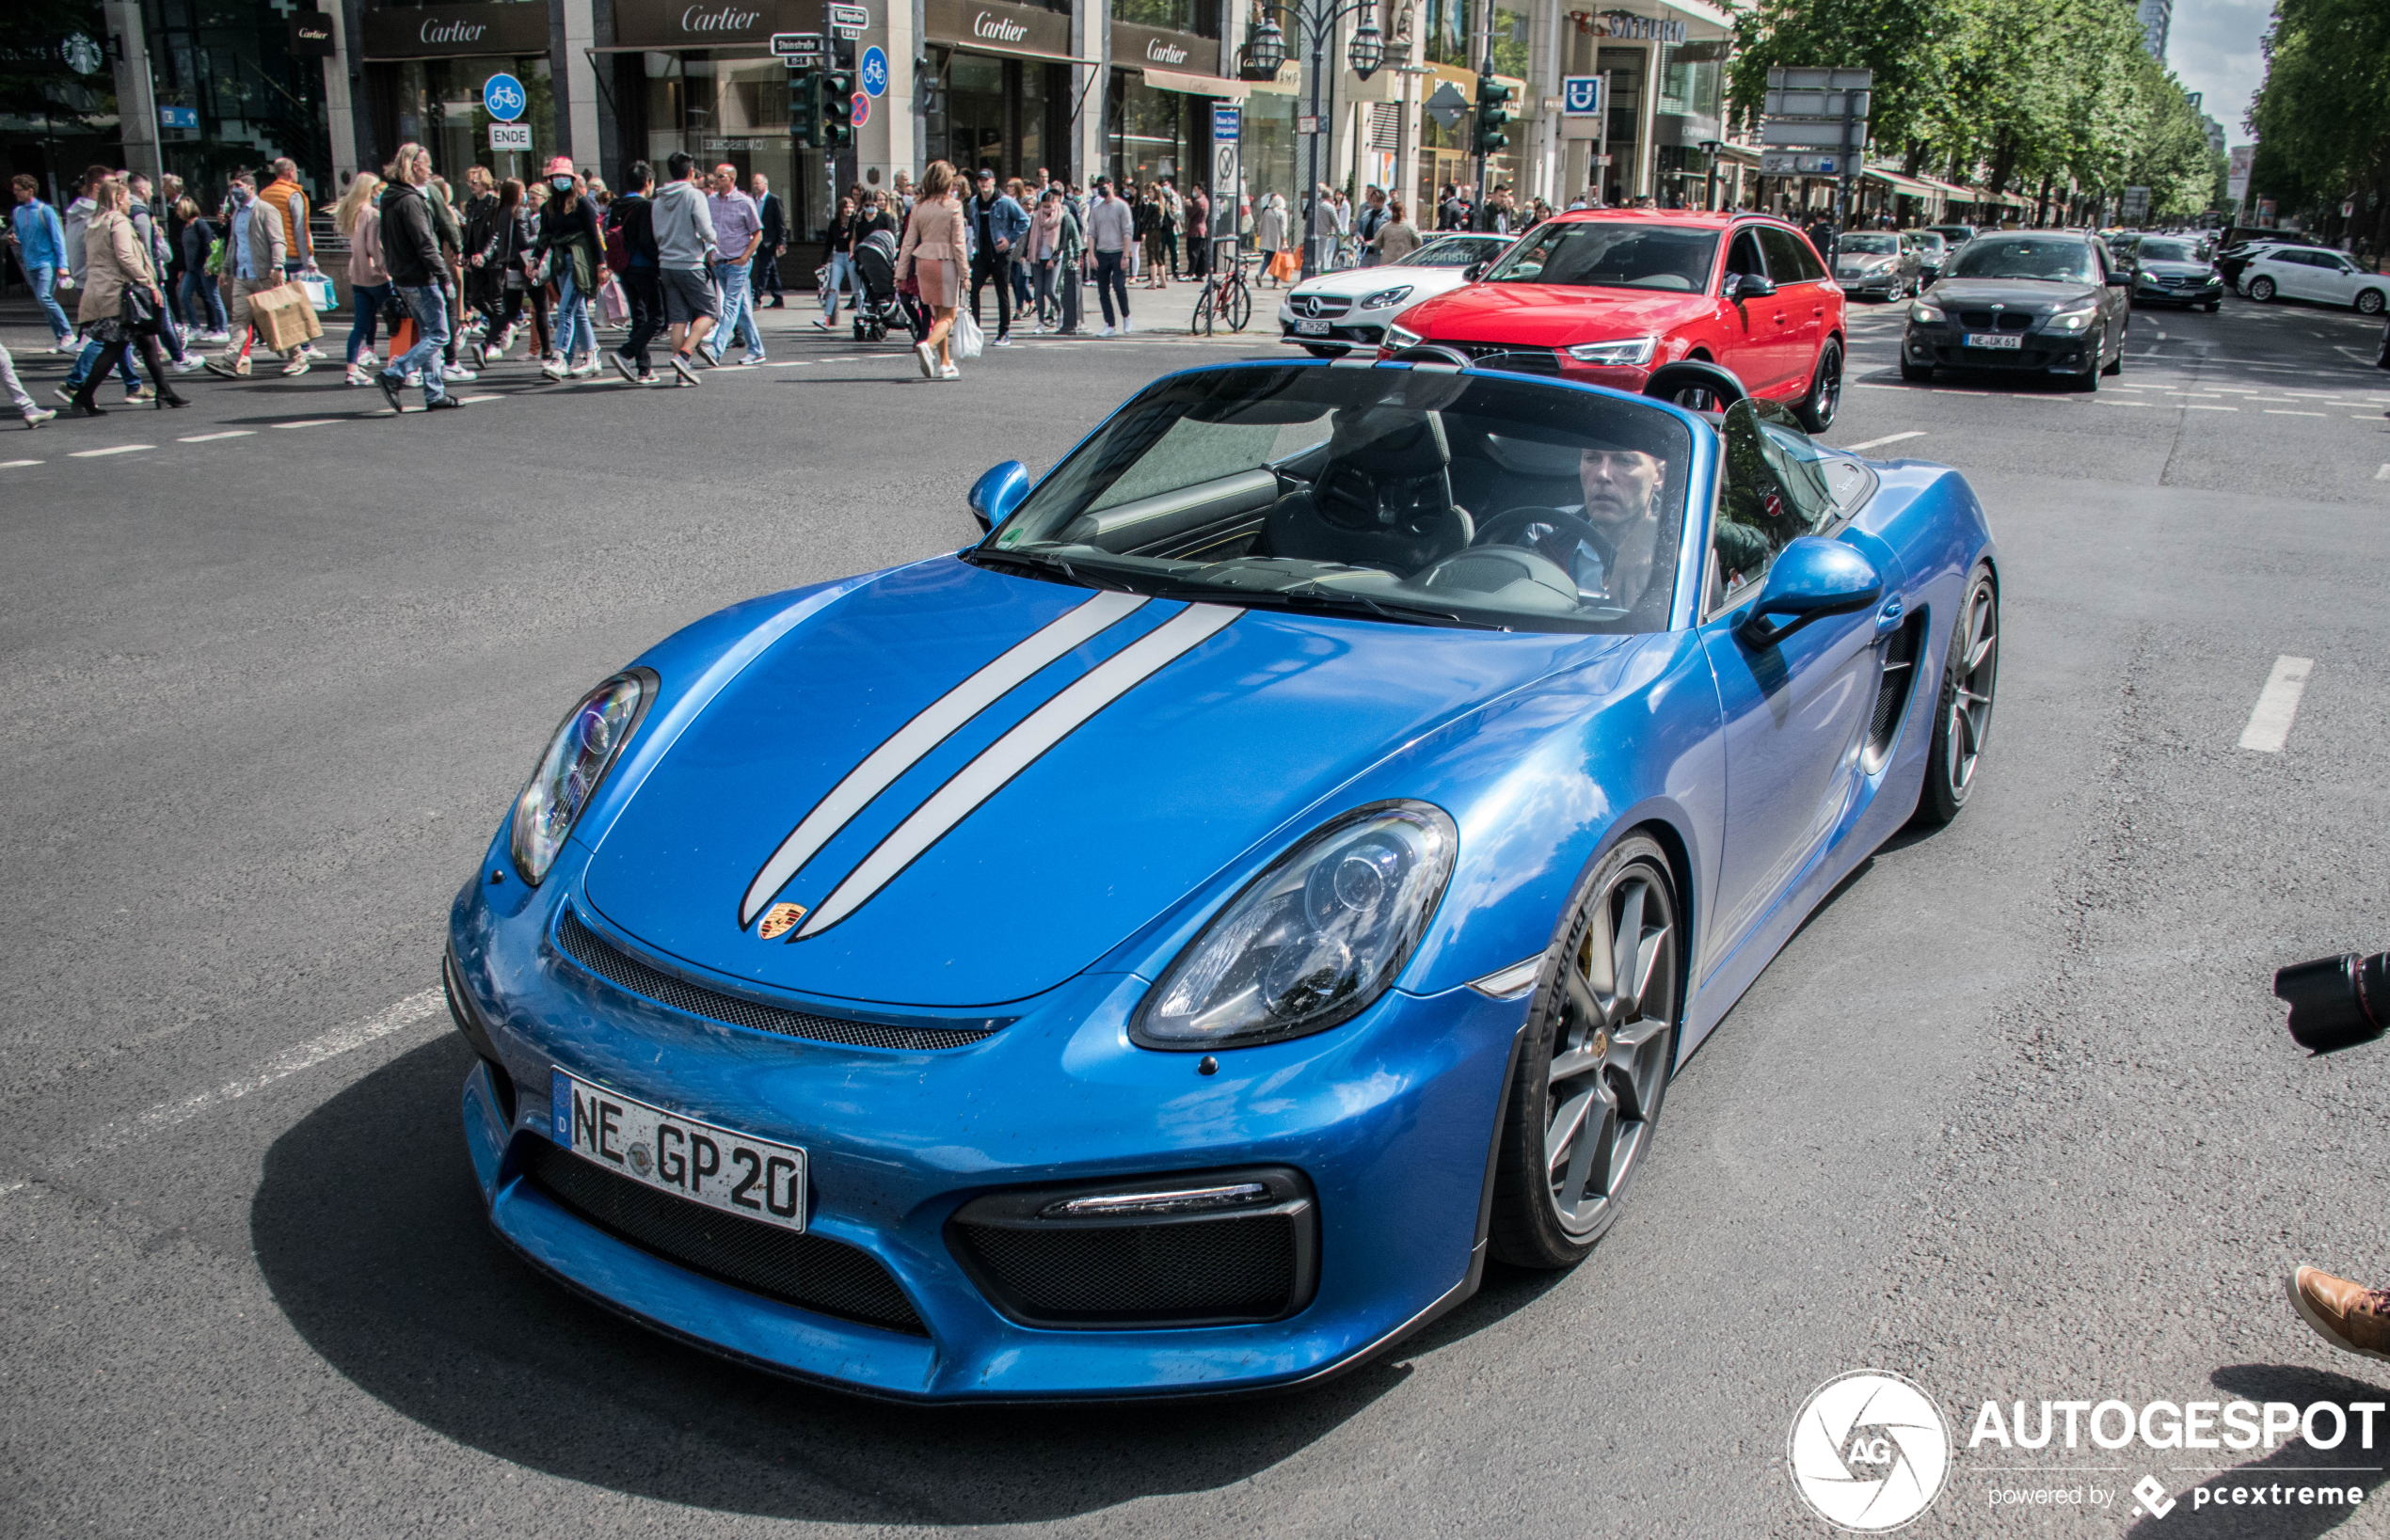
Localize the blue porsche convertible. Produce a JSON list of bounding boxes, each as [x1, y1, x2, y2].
[[444, 357, 1999, 1401]]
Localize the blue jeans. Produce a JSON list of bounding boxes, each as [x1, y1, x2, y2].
[[348, 282, 392, 365], [180, 269, 226, 332], [65, 336, 141, 391], [26, 266, 72, 341], [709, 259, 762, 358], [553, 270, 594, 362], [388, 284, 451, 403], [821, 251, 855, 319]]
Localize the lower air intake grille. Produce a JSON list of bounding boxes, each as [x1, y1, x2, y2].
[[1450, 342, 1564, 375], [1863, 611, 1924, 775], [518, 1135, 928, 1335], [555, 908, 999, 1052]]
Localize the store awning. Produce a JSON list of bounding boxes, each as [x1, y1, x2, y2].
[[955, 39, 1101, 65], [1863, 167, 1937, 197], [1143, 66, 1249, 99]]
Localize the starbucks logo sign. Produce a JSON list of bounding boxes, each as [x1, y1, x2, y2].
[[61, 32, 104, 74]]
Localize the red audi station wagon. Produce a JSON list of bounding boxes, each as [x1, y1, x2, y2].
[[1379, 210, 1848, 430]]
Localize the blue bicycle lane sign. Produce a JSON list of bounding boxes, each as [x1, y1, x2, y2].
[[485, 72, 527, 122]]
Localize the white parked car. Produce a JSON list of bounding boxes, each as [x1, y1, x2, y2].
[[2237, 247, 2389, 315], [1277, 233, 1517, 355]]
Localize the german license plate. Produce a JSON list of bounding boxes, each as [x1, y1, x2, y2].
[[550, 1068, 807, 1231], [1965, 333, 2022, 350], [1297, 317, 1332, 335]]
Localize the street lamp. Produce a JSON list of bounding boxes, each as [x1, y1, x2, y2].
[[1237, 0, 1386, 278]]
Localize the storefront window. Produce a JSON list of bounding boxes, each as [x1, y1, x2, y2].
[[143, 0, 332, 195], [384, 56, 555, 183], [1239, 89, 1297, 234], [1107, 74, 1201, 188], [1419, 0, 1527, 73], [1658, 56, 1719, 119], [1111, 0, 1219, 34], [637, 51, 797, 230], [924, 47, 1067, 183]]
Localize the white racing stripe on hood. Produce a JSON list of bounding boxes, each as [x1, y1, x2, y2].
[[794, 603, 1242, 939], [739, 590, 1150, 928]]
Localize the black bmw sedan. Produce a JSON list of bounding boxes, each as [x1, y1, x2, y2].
[[1900, 231, 2131, 391], [2127, 234, 2224, 310]]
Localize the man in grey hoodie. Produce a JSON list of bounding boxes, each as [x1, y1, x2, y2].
[[649, 151, 719, 385]]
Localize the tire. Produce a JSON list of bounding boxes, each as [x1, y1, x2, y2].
[[1912, 564, 1999, 827], [1899, 356, 1934, 383], [2358, 289, 2387, 317], [2249, 276, 2276, 302], [1489, 834, 1681, 1268], [2203, 301, 2220, 312], [1224, 282, 1253, 332], [2102, 325, 2124, 375], [1793, 339, 1842, 432], [1190, 292, 1214, 337]]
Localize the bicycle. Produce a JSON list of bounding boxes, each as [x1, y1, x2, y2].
[[1190, 248, 1253, 337]]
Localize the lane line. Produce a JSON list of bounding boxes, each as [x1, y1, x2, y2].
[[68, 444, 153, 458], [1, 457, 41, 468], [2239, 657, 2315, 754], [178, 430, 254, 442], [456, 393, 502, 404], [56, 990, 447, 1167], [2263, 409, 2326, 417], [2377, 464, 2390, 481], [271, 419, 342, 429], [2182, 405, 2238, 411], [1843, 431, 1927, 452]]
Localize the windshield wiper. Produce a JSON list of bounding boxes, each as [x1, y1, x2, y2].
[[1275, 583, 1509, 630], [966, 547, 1138, 593]]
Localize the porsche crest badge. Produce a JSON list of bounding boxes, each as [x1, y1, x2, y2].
[[757, 901, 807, 940]]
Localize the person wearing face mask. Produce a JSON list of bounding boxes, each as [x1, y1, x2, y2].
[[536, 158, 606, 378]]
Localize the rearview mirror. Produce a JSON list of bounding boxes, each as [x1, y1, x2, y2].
[[1724, 272, 1777, 301], [1461, 261, 1488, 281], [1737, 537, 1883, 648], [968, 460, 1031, 533]]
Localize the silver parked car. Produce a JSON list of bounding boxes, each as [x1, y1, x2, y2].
[[1833, 230, 1922, 300]]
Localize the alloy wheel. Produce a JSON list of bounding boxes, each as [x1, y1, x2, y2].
[[1945, 580, 1999, 798], [1540, 863, 1677, 1237]]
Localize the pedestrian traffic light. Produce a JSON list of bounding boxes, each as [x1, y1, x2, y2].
[[822, 65, 856, 147], [1474, 74, 1512, 156], [789, 68, 821, 149]]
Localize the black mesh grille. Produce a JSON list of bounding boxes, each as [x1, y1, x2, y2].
[[518, 1136, 928, 1335], [555, 909, 998, 1052], [1956, 311, 2036, 332], [953, 1215, 1299, 1323], [1449, 342, 1564, 375]]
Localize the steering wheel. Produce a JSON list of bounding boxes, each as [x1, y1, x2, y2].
[[1410, 542, 1581, 604], [1474, 505, 1606, 570]]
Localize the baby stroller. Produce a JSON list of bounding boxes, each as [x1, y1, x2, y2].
[[849, 230, 921, 342]]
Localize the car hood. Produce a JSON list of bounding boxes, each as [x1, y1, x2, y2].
[[582, 558, 1608, 1008], [1285, 266, 1471, 304], [1399, 282, 1714, 342], [1834, 251, 1903, 269], [1922, 277, 2103, 313]]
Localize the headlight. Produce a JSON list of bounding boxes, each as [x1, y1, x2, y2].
[[1133, 802, 1457, 1050], [510, 671, 653, 883], [1357, 285, 1413, 310], [1384, 323, 1425, 351], [1909, 301, 1944, 324], [1565, 335, 1658, 366], [2046, 306, 2099, 332]]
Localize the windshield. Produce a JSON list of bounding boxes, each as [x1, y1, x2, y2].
[[1948, 237, 2100, 283], [1912, 233, 1946, 250], [1485, 221, 1717, 293], [1405, 236, 1505, 268], [972, 365, 1696, 634], [1839, 233, 1899, 255], [2136, 238, 2199, 262]]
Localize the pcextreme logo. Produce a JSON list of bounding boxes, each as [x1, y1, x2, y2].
[[1789, 1371, 1952, 1532]]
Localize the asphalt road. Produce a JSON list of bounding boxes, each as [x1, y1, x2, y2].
[[3, 282, 2387, 1539]]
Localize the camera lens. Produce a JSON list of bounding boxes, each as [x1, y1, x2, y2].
[[2274, 952, 2390, 1052]]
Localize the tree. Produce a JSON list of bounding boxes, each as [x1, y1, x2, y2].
[[1727, 0, 1961, 177], [2248, 0, 2390, 250]]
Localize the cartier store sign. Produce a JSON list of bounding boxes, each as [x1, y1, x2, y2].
[[611, 0, 823, 49], [361, 2, 551, 59], [925, 0, 1072, 58], [1109, 20, 1215, 72]]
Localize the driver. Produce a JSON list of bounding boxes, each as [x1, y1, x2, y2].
[[1500, 444, 1667, 610]]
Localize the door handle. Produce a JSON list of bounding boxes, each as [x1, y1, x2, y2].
[[1875, 595, 1904, 636], [1771, 312, 1787, 324]]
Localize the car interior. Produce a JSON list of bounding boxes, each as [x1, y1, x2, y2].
[[1489, 223, 1721, 293]]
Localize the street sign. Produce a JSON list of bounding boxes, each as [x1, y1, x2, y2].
[[850, 92, 870, 127], [1761, 151, 1840, 175], [1766, 67, 1872, 90], [827, 2, 868, 32], [159, 106, 199, 129], [1760, 119, 1868, 150], [489, 122, 533, 151], [1297, 114, 1319, 135], [2120, 185, 2149, 220], [1763, 88, 1869, 119], [771, 31, 823, 56], [1426, 80, 1468, 130], [1560, 74, 1601, 117], [859, 44, 887, 95], [484, 71, 527, 122], [1212, 103, 1240, 141]]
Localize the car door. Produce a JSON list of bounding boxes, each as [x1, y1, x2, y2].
[[1695, 401, 1900, 976], [2267, 251, 2316, 300], [2311, 252, 2362, 306], [1756, 226, 1828, 399], [1716, 225, 1788, 393]]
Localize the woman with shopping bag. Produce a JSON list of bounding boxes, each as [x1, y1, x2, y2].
[[896, 160, 968, 381], [65, 180, 187, 416]]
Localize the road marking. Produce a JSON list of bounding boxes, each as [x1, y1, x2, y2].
[[767, 360, 810, 367], [178, 430, 254, 442], [2096, 399, 2149, 406], [457, 394, 501, 404], [1843, 431, 1927, 452], [2239, 657, 2314, 754], [272, 419, 342, 429], [68, 444, 152, 458], [1, 457, 41, 468], [2181, 405, 2238, 411], [2377, 464, 2390, 481], [2263, 409, 2327, 417], [57, 990, 447, 1167]]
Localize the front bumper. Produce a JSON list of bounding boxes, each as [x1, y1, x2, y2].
[[1903, 325, 2097, 375], [1838, 272, 1905, 297], [1280, 318, 1386, 349], [2134, 278, 2223, 306], [450, 856, 1522, 1401]]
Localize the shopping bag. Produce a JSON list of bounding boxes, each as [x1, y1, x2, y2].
[[952, 306, 984, 359], [249, 281, 324, 351], [296, 269, 338, 312], [598, 276, 629, 323]]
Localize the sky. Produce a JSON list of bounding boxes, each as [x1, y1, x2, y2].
[[2164, 0, 2274, 145]]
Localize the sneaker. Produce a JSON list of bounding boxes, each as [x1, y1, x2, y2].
[[345, 365, 374, 387], [993, 334, 1012, 348], [22, 407, 55, 428], [124, 386, 151, 405], [495, 325, 517, 353], [374, 371, 407, 413], [299, 343, 327, 360], [441, 363, 478, 383], [811, 317, 834, 330], [939, 363, 961, 380], [738, 353, 766, 367], [698, 344, 724, 368], [404, 371, 423, 389], [569, 357, 600, 378], [200, 329, 231, 344], [1120, 317, 1134, 333], [169, 357, 204, 374], [481, 345, 503, 365], [52, 385, 76, 405], [202, 357, 248, 379], [634, 371, 661, 386], [914, 341, 937, 379], [1097, 325, 1116, 338], [280, 357, 311, 376], [423, 394, 463, 410], [2290, 1268, 2390, 1362], [609, 351, 640, 384], [669, 352, 700, 386], [539, 358, 567, 381]]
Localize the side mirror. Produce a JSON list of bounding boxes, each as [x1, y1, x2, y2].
[[1737, 537, 1883, 648], [1724, 271, 1777, 301], [967, 460, 1031, 534], [2105, 271, 2131, 287], [1461, 261, 1488, 281]]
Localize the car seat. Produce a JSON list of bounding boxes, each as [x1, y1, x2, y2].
[[1266, 406, 1474, 573]]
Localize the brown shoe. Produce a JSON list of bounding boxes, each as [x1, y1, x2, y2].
[[2289, 1267, 2390, 1362]]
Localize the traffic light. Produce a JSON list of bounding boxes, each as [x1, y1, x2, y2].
[[1474, 74, 1513, 156], [789, 68, 821, 149], [822, 64, 856, 147]]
